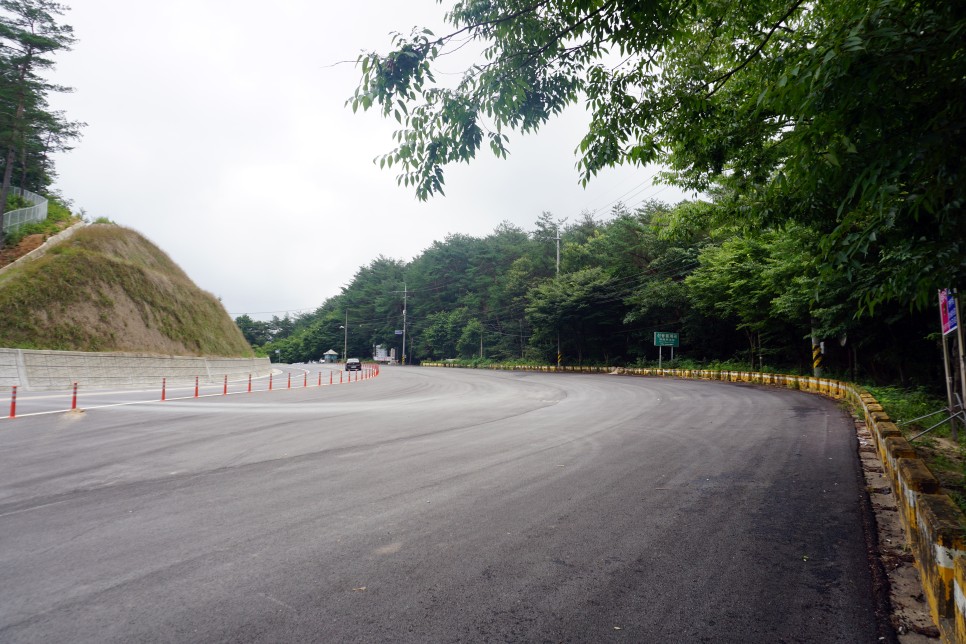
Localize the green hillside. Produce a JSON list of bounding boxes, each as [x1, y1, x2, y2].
[[0, 224, 253, 356]]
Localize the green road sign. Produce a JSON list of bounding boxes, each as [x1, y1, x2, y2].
[[654, 332, 680, 347]]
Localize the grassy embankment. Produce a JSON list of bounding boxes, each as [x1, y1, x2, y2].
[[0, 223, 253, 357]]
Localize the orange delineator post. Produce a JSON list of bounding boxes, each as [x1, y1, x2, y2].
[[248, 374, 252, 393], [287, 373, 291, 389], [71, 382, 78, 410], [162, 377, 166, 401], [269, 374, 273, 391], [223, 375, 228, 395], [340, 372, 343, 384], [330, 372, 333, 385], [194, 376, 199, 398], [9, 386, 16, 418], [318, 372, 322, 387], [304, 373, 307, 388]]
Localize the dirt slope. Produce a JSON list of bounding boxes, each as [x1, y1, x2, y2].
[[0, 224, 253, 357]]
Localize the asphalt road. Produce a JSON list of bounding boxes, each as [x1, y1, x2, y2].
[[0, 367, 880, 642]]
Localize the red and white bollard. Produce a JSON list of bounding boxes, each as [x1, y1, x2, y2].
[[248, 373, 252, 393], [9, 386, 16, 419], [71, 382, 78, 410], [287, 373, 291, 389], [223, 374, 228, 395], [194, 376, 199, 398], [329, 372, 333, 385], [318, 372, 322, 387], [269, 373, 273, 391], [162, 377, 167, 401], [340, 372, 343, 384], [304, 372, 307, 388]]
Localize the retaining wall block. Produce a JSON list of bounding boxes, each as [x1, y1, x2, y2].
[[896, 458, 942, 541], [868, 410, 892, 427], [915, 494, 966, 623], [867, 421, 902, 454], [955, 556, 966, 643], [0, 349, 19, 389], [882, 436, 919, 483]]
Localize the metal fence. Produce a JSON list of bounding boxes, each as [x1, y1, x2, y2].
[[1, 188, 48, 234]]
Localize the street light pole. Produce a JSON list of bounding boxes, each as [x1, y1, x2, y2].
[[343, 310, 348, 362]]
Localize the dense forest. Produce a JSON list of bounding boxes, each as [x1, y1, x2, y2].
[[236, 200, 939, 386], [246, 0, 961, 390], [333, 0, 963, 390]]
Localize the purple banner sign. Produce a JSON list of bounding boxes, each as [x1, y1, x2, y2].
[[940, 289, 958, 335]]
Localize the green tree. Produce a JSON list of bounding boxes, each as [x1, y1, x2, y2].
[[234, 314, 271, 347], [525, 267, 624, 364], [420, 307, 469, 360], [684, 223, 859, 369], [0, 0, 77, 245], [456, 318, 484, 359], [353, 0, 966, 311]]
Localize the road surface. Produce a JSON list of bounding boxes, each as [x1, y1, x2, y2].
[[0, 367, 881, 642]]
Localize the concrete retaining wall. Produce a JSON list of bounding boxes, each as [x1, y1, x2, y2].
[[0, 348, 271, 390], [423, 362, 966, 642]]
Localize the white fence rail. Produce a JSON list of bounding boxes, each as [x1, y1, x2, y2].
[[2, 188, 48, 234]]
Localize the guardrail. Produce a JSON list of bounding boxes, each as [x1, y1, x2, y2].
[[1, 188, 48, 234], [422, 362, 966, 643]]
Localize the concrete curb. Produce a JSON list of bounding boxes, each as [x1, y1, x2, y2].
[[421, 362, 966, 642]]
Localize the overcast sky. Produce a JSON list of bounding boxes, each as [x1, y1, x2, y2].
[[48, 1, 691, 320]]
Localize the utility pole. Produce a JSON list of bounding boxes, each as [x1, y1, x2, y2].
[[810, 317, 823, 377], [391, 283, 409, 365], [555, 225, 561, 368], [403, 283, 407, 365], [343, 310, 348, 362], [555, 226, 561, 276]]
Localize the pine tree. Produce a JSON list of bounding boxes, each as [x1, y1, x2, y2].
[[0, 0, 76, 248]]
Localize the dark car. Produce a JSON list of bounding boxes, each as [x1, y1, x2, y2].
[[345, 358, 362, 371]]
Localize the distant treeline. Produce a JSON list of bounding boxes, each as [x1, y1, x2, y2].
[[235, 201, 940, 387]]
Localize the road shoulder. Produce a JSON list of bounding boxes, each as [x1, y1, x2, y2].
[[856, 417, 940, 641]]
